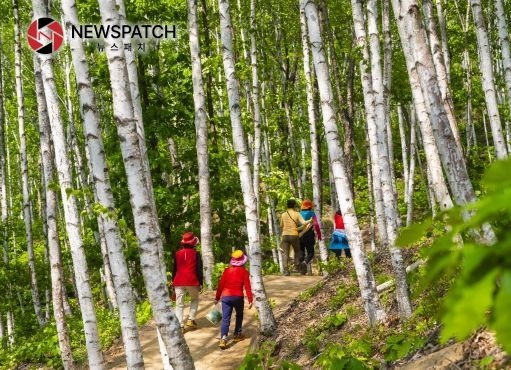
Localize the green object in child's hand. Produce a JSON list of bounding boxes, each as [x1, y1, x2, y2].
[[206, 307, 222, 325]]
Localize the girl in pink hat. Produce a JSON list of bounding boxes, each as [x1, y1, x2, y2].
[[215, 250, 253, 349], [172, 231, 203, 331]]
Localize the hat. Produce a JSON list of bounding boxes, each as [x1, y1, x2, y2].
[[301, 199, 314, 210], [181, 231, 199, 246], [230, 250, 248, 266]]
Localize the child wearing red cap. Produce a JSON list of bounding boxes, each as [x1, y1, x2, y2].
[[215, 250, 253, 349]]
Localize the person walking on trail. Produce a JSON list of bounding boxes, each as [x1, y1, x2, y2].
[[280, 199, 312, 276], [329, 210, 352, 258], [215, 250, 253, 350], [172, 231, 203, 332], [299, 199, 322, 274]]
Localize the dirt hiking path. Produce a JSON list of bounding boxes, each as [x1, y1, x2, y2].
[[105, 275, 322, 370]]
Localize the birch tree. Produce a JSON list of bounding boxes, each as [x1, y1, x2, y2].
[[422, 0, 463, 155], [353, 0, 412, 318], [250, 0, 262, 216], [496, 0, 511, 132], [97, 1, 195, 367], [299, 6, 328, 263], [34, 56, 75, 370], [13, 0, 45, 327], [31, 0, 105, 367], [218, 0, 276, 335], [351, 1, 389, 250], [61, 0, 145, 367], [302, 0, 386, 325], [187, 0, 214, 289], [114, 0, 168, 278], [470, 0, 508, 159], [435, 0, 450, 81], [390, 0, 494, 242], [0, 37, 11, 348]]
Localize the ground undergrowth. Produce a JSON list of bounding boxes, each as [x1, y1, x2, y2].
[[241, 252, 509, 370]]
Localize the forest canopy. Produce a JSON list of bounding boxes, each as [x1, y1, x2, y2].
[[0, 0, 510, 368]]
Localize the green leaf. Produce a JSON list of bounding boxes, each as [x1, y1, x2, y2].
[[396, 219, 433, 246], [419, 235, 461, 289], [459, 244, 491, 279], [441, 269, 498, 342], [492, 271, 511, 353], [478, 356, 494, 367], [482, 157, 511, 192], [280, 361, 302, 370]]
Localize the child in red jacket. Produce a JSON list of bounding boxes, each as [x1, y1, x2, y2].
[[215, 250, 253, 349]]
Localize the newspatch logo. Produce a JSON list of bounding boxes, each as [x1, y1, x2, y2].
[[27, 18, 64, 54]]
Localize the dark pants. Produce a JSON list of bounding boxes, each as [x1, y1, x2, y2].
[[300, 229, 315, 264], [220, 296, 244, 338], [333, 248, 352, 258]]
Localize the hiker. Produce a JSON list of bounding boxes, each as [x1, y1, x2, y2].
[[215, 250, 253, 349], [280, 199, 312, 276], [329, 210, 351, 258], [172, 231, 203, 332], [299, 199, 322, 274]]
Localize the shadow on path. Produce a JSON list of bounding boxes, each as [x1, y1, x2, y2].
[[106, 274, 322, 370]]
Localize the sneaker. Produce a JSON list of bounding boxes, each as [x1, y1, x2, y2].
[[300, 261, 307, 275], [233, 333, 245, 342], [219, 337, 228, 349], [185, 319, 197, 329]]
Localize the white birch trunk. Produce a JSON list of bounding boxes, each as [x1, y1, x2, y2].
[[7, 311, 14, 346], [496, 0, 511, 127], [393, 0, 496, 243], [405, 116, 416, 227], [98, 235, 118, 311], [187, 0, 214, 289], [34, 56, 75, 370], [64, 57, 89, 199], [262, 130, 284, 271], [97, 1, 194, 367], [300, 6, 327, 263], [401, 48, 454, 211], [0, 36, 9, 349], [356, 0, 412, 318], [352, 1, 388, 250], [423, 0, 463, 155], [250, 0, 262, 216], [114, 0, 167, 278], [391, 0, 476, 207], [470, 0, 508, 159], [483, 112, 492, 162], [382, 0, 397, 197], [303, 0, 386, 325], [31, 1, 104, 367], [366, 149, 377, 252], [435, 0, 450, 81], [0, 318, 3, 346], [218, 0, 277, 335], [13, 0, 44, 327], [398, 104, 409, 203]]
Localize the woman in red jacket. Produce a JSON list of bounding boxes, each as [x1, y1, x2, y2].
[[172, 231, 203, 331], [215, 250, 253, 349]]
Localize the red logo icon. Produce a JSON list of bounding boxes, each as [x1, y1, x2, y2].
[[27, 18, 64, 54]]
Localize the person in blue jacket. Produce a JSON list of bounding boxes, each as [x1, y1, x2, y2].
[[329, 210, 351, 258]]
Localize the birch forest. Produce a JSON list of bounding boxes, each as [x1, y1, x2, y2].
[[0, 0, 510, 368]]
